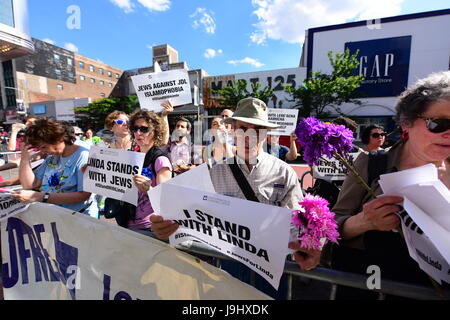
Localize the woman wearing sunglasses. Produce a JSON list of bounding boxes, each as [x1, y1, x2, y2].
[[104, 111, 133, 150], [331, 71, 450, 299], [361, 125, 386, 152], [127, 110, 172, 236]]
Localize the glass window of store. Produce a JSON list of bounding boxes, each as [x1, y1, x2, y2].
[[0, 0, 15, 27]]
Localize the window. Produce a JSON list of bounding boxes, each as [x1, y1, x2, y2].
[[115, 73, 120, 79], [56, 84, 63, 90], [79, 61, 85, 69], [0, 0, 15, 27], [55, 69, 61, 75], [89, 65, 95, 72], [67, 57, 73, 66], [99, 80, 104, 85], [108, 71, 112, 77], [54, 54, 60, 63], [108, 82, 113, 88], [90, 78, 96, 83], [68, 72, 74, 78], [80, 75, 85, 81], [99, 68, 104, 75], [100, 93, 105, 98]]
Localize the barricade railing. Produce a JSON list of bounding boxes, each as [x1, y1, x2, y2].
[[176, 241, 450, 300], [0, 151, 21, 181]]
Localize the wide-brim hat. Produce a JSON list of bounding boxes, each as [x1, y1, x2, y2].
[[223, 97, 279, 129]]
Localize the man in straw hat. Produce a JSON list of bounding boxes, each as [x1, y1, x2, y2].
[[151, 98, 321, 298]]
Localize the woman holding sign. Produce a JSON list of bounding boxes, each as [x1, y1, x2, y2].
[[127, 109, 172, 236], [12, 119, 92, 213]]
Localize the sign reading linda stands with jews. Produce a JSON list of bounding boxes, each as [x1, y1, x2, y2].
[[131, 69, 192, 112], [268, 108, 299, 136], [159, 183, 292, 290], [83, 146, 145, 206], [313, 152, 360, 182]]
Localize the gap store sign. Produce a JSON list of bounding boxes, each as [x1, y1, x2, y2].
[[345, 36, 412, 97]]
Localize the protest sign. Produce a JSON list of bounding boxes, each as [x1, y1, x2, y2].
[[267, 109, 298, 136], [0, 193, 29, 222], [313, 152, 360, 181], [158, 183, 291, 290], [82, 146, 145, 206], [131, 69, 192, 112], [1, 203, 269, 300]]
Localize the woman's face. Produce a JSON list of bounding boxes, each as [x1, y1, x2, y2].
[[404, 100, 450, 162], [211, 118, 224, 130], [111, 114, 129, 136], [368, 128, 386, 148], [37, 140, 66, 156], [132, 118, 154, 148], [86, 129, 93, 138]]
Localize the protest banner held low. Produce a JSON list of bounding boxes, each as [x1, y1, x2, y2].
[[0, 202, 270, 300], [131, 68, 192, 112], [267, 109, 299, 136], [158, 183, 292, 290], [82, 146, 145, 206]]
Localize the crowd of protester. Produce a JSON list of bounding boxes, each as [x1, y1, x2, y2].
[[0, 71, 449, 299]]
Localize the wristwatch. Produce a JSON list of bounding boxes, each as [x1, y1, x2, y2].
[[42, 192, 50, 203]]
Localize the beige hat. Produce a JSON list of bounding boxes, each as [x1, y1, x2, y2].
[[223, 97, 279, 128]]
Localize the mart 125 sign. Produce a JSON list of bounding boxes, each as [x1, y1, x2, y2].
[[345, 36, 412, 97]]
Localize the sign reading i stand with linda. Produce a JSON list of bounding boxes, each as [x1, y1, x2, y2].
[[131, 61, 193, 112], [345, 36, 412, 97]]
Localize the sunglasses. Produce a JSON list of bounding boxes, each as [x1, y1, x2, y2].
[[130, 126, 150, 134], [371, 132, 386, 138], [114, 119, 129, 126], [419, 117, 450, 133]]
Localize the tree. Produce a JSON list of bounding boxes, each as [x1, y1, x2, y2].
[[74, 96, 140, 130], [212, 79, 274, 108], [285, 49, 364, 118]]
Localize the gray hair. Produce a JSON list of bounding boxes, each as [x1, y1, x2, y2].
[[395, 71, 450, 126]]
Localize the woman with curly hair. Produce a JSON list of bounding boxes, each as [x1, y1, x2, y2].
[[12, 118, 91, 213], [127, 109, 173, 235]]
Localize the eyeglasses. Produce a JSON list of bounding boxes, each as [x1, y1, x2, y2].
[[371, 132, 386, 138], [114, 119, 129, 126], [130, 126, 150, 134], [419, 117, 450, 133], [74, 133, 83, 136]]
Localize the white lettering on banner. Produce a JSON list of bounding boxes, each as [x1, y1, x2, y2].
[[131, 69, 192, 112], [313, 153, 360, 182], [267, 109, 299, 136], [159, 183, 291, 290], [82, 146, 145, 206], [1, 203, 270, 300], [0, 194, 30, 222]]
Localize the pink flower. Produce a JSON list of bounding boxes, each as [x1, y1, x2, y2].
[[291, 194, 340, 251]]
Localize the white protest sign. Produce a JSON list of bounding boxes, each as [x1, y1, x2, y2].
[[313, 152, 360, 181], [131, 69, 192, 112], [82, 146, 145, 206], [1, 203, 270, 300], [159, 183, 291, 290], [0, 193, 30, 222], [268, 109, 298, 136]]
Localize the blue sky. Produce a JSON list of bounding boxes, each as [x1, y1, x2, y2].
[[28, 0, 449, 76]]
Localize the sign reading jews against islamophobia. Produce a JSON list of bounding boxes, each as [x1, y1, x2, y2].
[[0, 192, 30, 222], [313, 152, 361, 182], [1, 203, 270, 300], [83, 146, 145, 206], [131, 68, 192, 113], [159, 183, 292, 290], [345, 35, 412, 97], [267, 108, 299, 136]]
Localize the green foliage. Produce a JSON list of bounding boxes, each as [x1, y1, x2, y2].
[[211, 79, 274, 107], [74, 96, 140, 130], [285, 49, 364, 119]]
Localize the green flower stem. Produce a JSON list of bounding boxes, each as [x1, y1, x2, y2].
[[333, 152, 377, 199]]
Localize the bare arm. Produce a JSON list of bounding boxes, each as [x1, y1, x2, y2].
[[12, 190, 91, 204], [8, 123, 25, 151], [285, 132, 298, 161], [156, 167, 172, 185], [18, 146, 41, 190], [160, 101, 174, 145], [0, 176, 20, 187]]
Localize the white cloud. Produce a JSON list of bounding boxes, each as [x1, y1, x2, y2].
[[227, 57, 264, 68], [204, 48, 223, 59], [109, 0, 135, 13], [64, 42, 79, 53], [137, 0, 171, 11], [190, 8, 216, 34], [250, 0, 404, 44], [42, 38, 56, 45]]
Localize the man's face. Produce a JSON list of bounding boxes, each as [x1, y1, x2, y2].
[[234, 120, 267, 163], [221, 110, 233, 119], [173, 120, 190, 139]]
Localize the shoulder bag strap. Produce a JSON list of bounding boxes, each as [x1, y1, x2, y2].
[[228, 163, 260, 203]]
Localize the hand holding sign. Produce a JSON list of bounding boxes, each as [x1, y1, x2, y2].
[[150, 214, 179, 239]]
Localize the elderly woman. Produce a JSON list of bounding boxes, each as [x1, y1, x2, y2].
[[104, 111, 133, 150], [127, 109, 173, 235], [361, 124, 386, 152], [331, 71, 450, 299], [13, 118, 91, 213], [204, 117, 235, 163]]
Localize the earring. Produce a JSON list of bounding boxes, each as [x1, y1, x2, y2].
[[401, 130, 409, 142]]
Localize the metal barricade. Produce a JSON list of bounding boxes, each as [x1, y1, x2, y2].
[[176, 241, 449, 300]]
